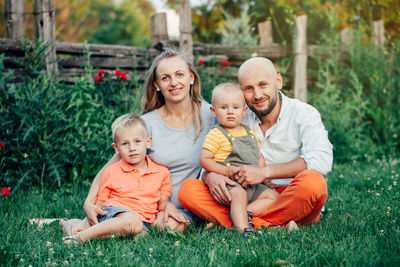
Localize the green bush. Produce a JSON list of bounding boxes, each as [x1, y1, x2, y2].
[[0, 42, 142, 191], [309, 35, 400, 162]]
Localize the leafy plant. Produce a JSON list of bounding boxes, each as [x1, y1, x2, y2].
[[0, 42, 142, 191]]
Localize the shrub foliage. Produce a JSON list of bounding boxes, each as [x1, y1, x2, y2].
[[0, 43, 142, 190]]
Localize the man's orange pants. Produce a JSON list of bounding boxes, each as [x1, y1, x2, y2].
[[178, 169, 327, 229]]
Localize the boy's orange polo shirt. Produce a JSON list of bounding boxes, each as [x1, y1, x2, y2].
[[97, 156, 172, 223]]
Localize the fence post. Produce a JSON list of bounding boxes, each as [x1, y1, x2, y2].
[[179, 0, 193, 58], [340, 28, 353, 45], [293, 15, 307, 102], [258, 20, 273, 45], [150, 13, 169, 48], [373, 20, 384, 48], [5, 0, 25, 40], [34, 0, 58, 77]]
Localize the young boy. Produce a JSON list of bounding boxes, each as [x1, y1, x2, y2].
[[200, 83, 279, 235], [61, 113, 173, 244]]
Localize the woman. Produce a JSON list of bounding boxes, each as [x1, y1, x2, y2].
[[82, 49, 215, 232]]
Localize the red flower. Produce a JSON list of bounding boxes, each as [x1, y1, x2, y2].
[[97, 69, 106, 76], [198, 59, 205, 66], [221, 60, 230, 67], [94, 75, 102, 83], [115, 69, 127, 81], [119, 72, 127, 81], [1, 187, 10, 197], [0, 142, 4, 149]]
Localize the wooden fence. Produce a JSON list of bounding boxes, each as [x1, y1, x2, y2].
[[2, 0, 386, 101]]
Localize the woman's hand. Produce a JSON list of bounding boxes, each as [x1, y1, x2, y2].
[[83, 202, 107, 226], [236, 165, 267, 188], [165, 202, 188, 224], [205, 172, 236, 206]]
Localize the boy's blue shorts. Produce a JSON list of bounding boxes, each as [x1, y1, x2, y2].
[[97, 206, 150, 232]]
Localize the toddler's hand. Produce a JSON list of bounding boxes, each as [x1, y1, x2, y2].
[[227, 165, 240, 180]]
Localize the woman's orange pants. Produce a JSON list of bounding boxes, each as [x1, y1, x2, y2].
[[178, 169, 327, 229]]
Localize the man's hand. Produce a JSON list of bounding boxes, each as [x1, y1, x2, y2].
[[83, 202, 107, 226], [205, 172, 236, 206], [236, 165, 266, 188], [165, 202, 188, 224]]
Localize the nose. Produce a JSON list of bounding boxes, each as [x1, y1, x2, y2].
[[253, 88, 264, 99], [227, 107, 234, 113], [170, 77, 178, 86], [129, 144, 136, 150]]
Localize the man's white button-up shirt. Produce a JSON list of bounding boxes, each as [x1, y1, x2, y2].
[[243, 92, 333, 185]]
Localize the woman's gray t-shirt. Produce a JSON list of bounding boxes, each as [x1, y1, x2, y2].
[[141, 102, 216, 208]]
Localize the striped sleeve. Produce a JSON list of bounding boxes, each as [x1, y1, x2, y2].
[[203, 128, 223, 154]]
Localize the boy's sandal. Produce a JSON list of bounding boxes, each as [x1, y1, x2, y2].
[[243, 227, 254, 237], [62, 235, 80, 245]]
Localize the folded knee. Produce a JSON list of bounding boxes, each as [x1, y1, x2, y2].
[[124, 213, 143, 234], [178, 178, 203, 206], [229, 186, 247, 200], [295, 170, 327, 200]]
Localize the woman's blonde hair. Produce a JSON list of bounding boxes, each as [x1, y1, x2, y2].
[[141, 49, 204, 141]]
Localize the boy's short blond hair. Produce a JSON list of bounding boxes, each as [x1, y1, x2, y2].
[[111, 113, 148, 142], [211, 82, 243, 106]]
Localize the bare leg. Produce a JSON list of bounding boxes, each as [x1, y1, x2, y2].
[[76, 212, 143, 242], [60, 218, 90, 236], [229, 187, 249, 231], [247, 189, 279, 216]]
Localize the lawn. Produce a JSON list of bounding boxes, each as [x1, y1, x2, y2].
[[1, 159, 399, 266]]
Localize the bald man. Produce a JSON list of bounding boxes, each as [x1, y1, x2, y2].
[[178, 57, 333, 230]]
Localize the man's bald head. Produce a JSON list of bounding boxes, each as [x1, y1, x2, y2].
[[238, 57, 277, 81]]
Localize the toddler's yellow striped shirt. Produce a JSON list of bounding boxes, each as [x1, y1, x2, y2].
[[203, 126, 259, 162]]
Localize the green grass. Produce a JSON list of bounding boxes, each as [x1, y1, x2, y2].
[[1, 160, 399, 266]]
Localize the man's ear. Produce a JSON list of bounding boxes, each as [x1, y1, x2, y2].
[[112, 143, 119, 154], [210, 106, 217, 118], [146, 136, 152, 149], [276, 73, 283, 90]]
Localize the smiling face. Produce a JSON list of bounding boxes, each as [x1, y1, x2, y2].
[[238, 58, 282, 119], [211, 84, 247, 131], [153, 56, 195, 105], [112, 125, 152, 167]]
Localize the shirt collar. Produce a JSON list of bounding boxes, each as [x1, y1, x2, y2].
[[118, 156, 162, 174]]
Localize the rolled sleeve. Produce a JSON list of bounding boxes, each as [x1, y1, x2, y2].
[[299, 108, 333, 175]]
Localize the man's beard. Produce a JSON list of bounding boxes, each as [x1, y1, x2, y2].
[[249, 92, 278, 118]]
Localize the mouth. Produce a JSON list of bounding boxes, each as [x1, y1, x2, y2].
[[227, 116, 236, 120], [169, 88, 182, 95], [253, 97, 268, 107]]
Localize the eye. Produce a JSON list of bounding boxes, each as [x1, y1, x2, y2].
[[244, 86, 253, 92], [234, 106, 239, 109], [177, 72, 184, 78], [260, 82, 268, 87], [135, 139, 143, 145], [121, 142, 128, 146], [221, 106, 227, 110], [161, 76, 169, 81]]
